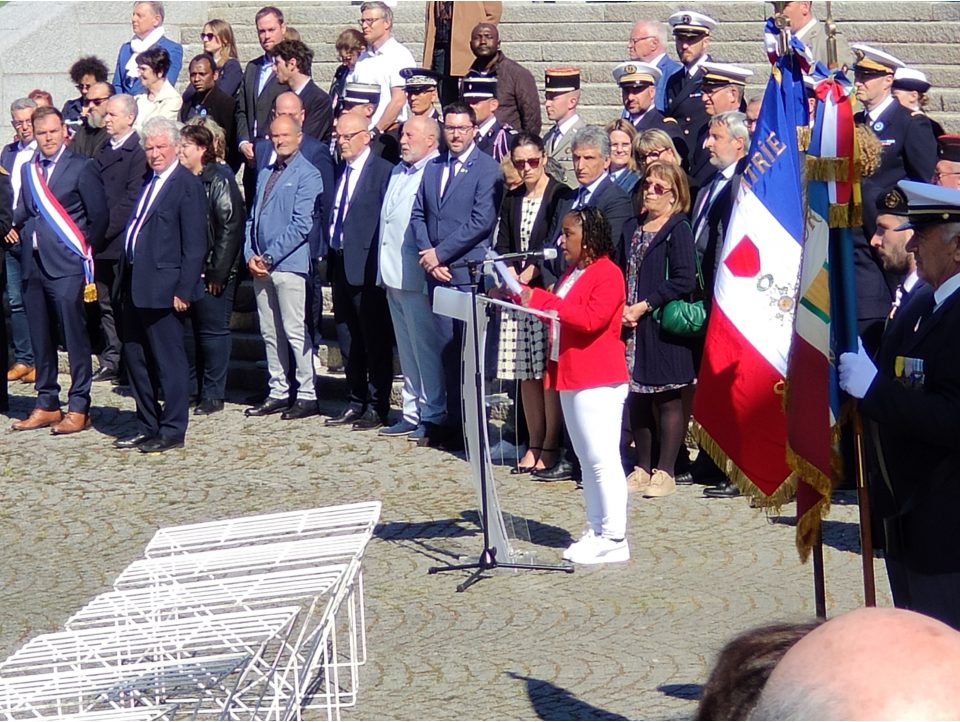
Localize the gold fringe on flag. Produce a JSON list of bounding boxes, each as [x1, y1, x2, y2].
[[806, 156, 849, 182], [797, 125, 811, 152], [787, 444, 837, 563], [691, 421, 798, 511]]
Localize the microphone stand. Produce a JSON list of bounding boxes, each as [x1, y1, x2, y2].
[[428, 258, 574, 592]]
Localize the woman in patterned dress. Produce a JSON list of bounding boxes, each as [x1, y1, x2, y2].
[[494, 133, 566, 474], [620, 161, 697, 499]]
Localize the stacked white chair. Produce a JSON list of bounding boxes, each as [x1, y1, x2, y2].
[[0, 501, 381, 721]]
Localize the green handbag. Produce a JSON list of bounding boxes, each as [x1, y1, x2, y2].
[[650, 236, 706, 337]]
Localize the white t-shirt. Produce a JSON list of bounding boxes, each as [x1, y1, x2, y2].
[[349, 36, 415, 126]]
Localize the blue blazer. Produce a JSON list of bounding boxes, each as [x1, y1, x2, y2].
[[245, 151, 323, 275], [408, 144, 503, 286], [328, 153, 393, 287], [255, 135, 334, 258], [120, 164, 206, 308], [15, 148, 108, 280], [655, 55, 682, 113], [112, 36, 184, 95]]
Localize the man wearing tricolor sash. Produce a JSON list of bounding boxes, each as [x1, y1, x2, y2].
[[11, 106, 107, 434]]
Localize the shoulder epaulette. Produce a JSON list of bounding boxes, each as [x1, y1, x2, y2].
[[663, 117, 678, 124], [0, 166, 8, 176]]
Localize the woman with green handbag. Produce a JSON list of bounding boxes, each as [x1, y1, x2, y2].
[[619, 161, 699, 499]]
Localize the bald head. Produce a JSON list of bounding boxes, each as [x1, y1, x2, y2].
[[753, 608, 960, 719], [336, 111, 371, 162], [274, 91, 304, 122]]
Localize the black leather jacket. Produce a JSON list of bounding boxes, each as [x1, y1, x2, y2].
[[200, 162, 245, 287]]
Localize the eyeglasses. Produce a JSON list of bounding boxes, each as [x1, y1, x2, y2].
[[512, 157, 542, 170], [628, 35, 655, 46], [405, 87, 433, 96], [643, 181, 674, 196], [75, 83, 92, 92], [83, 97, 109, 107], [200, 32, 216, 41], [934, 170, 960, 181], [338, 130, 368, 142], [642, 148, 669, 161], [359, 16, 382, 26], [853, 70, 889, 83], [443, 124, 475, 135]]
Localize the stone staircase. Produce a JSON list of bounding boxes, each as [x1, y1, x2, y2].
[[201, 1, 960, 131]]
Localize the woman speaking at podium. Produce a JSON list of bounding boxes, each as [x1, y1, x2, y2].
[[520, 206, 630, 566]]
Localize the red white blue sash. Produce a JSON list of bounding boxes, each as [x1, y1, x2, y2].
[[26, 158, 97, 299]]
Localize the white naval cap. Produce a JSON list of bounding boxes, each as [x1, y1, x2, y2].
[[894, 181, 960, 230], [700, 61, 753, 88], [668, 10, 717, 37], [893, 67, 931, 93], [612, 61, 662, 87], [851, 43, 905, 74]]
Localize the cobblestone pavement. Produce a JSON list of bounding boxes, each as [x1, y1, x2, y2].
[[0, 377, 891, 720]]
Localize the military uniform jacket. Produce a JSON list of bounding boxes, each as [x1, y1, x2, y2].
[[475, 119, 515, 163], [862, 284, 960, 574], [664, 60, 711, 167], [856, 99, 938, 233], [546, 116, 585, 189]]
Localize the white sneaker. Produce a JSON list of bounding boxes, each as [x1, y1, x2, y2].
[[569, 536, 630, 565], [562, 528, 597, 561]]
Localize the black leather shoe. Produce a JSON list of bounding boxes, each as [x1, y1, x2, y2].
[[325, 407, 364, 426], [703, 480, 741, 498], [532, 460, 575, 482], [675, 471, 694, 485], [114, 432, 153, 449], [245, 397, 289, 417], [91, 366, 119, 383], [282, 400, 318, 420], [351, 408, 385, 430], [139, 435, 184, 453], [194, 399, 224, 415]]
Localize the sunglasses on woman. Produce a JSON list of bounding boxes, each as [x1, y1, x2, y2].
[[200, 32, 216, 41], [512, 157, 542, 170], [643, 181, 673, 196]]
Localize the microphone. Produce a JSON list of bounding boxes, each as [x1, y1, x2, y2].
[[484, 248, 558, 264]]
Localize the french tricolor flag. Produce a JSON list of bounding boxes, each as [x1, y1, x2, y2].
[[692, 49, 808, 502]]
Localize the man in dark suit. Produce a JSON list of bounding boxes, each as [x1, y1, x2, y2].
[[115, 117, 207, 453], [179, 54, 238, 150], [626, 20, 682, 113], [409, 102, 503, 447], [851, 44, 938, 355], [244, 115, 323, 421], [689, 111, 748, 498], [839, 181, 960, 630], [255, 91, 336, 350], [323, 112, 394, 430], [270, 39, 333, 143], [12, 106, 108, 434], [340, 82, 401, 166], [91, 93, 148, 383], [236, 5, 288, 205], [541, 126, 633, 287], [663, 11, 717, 167], [688, 62, 752, 189], [2, 97, 38, 385]]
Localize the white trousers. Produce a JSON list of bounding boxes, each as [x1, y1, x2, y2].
[[254, 271, 316, 401], [560, 383, 629, 539]]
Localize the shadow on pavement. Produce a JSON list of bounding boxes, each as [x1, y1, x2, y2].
[[506, 671, 629, 721]]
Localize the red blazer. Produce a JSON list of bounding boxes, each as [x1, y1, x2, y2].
[[526, 257, 628, 391]]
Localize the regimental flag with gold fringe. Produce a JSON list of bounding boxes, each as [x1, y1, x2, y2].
[[691, 41, 808, 504], [789, 69, 860, 562]]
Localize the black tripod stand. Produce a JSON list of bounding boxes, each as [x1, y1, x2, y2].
[[428, 259, 573, 592]]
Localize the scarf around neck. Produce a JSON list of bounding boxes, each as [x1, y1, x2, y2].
[[125, 25, 166, 80]]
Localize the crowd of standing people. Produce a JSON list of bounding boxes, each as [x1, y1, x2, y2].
[[1, 1, 959, 583]]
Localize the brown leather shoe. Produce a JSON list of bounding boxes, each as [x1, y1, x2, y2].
[[20, 368, 36, 384], [7, 363, 33, 381], [12, 407, 63, 431], [51, 411, 92, 435]]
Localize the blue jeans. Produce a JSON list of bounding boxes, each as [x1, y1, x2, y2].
[[185, 278, 237, 401], [386, 286, 446, 425], [5, 245, 34, 366]]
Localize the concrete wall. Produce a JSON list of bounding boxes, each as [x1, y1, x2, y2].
[[0, 1, 957, 130]]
